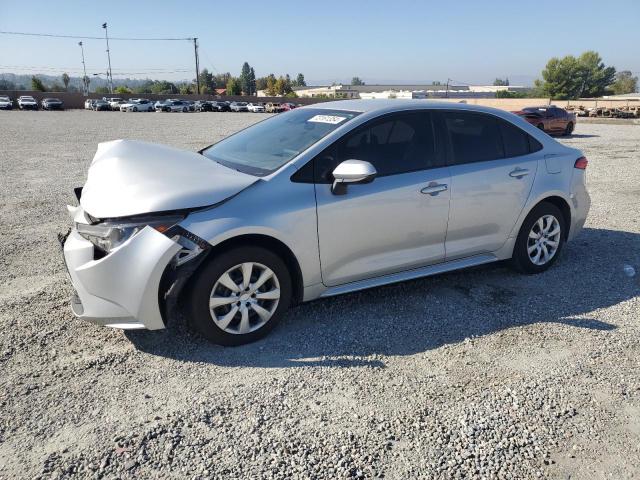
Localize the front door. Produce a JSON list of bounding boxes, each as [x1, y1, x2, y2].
[[315, 111, 451, 286]]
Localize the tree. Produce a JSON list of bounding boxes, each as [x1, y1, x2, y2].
[[0, 79, 16, 90], [493, 78, 509, 86], [94, 86, 110, 94], [256, 76, 268, 91], [351, 76, 365, 86], [82, 75, 91, 93], [178, 83, 193, 95], [611, 70, 638, 95], [239, 62, 252, 95], [226, 77, 241, 95], [536, 51, 616, 99], [294, 73, 306, 87], [265, 74, 277, 96], [134, 80, 154, 94], [50, 83, 64, 92], [31, 76, 46, 92], [214, 72, 231, 88], [198, 69, 216, 94], [274, 75, 293, 96], [150, 80, 178, 94], [115, 85, 132, 94], [248, 67, 256, 95], [62, 73, 70, 91]]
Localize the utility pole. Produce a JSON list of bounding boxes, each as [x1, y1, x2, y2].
[[78, 41, 88, 96], [445, 78, 451, 98], [102, 22, 113, 94], [193, 37, 200, 94]]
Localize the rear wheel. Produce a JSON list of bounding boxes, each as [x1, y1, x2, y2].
[[564, 122, 574, 136], [182, 107, 188, 112], [187, 247, 292, 346], [510, 202, 565, 274], [133, 106, 138, 112]]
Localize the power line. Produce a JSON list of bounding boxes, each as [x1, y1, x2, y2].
[[0, 30, 194, 41]]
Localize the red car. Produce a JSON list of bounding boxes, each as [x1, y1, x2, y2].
[[512, 106, 576, 136]]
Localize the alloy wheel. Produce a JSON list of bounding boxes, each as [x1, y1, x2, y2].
[[527, 215, 561, 266], [209, 262, 280, 335]]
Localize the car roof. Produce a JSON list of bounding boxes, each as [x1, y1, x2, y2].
[[303, 99, 521, 117]]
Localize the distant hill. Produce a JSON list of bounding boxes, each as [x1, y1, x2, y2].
[[0, 72, 189, 92]]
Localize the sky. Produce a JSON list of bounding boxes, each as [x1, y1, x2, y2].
[[1, 0, 639, 86]]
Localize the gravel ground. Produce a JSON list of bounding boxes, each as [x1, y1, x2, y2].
[[0, 110, 639, 479]]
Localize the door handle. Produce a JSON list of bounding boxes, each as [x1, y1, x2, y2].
[[509, 168, 530, 178], [420, 183, 448, 195]]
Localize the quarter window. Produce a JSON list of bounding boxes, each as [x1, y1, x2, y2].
[[499, 120, 530, 157]]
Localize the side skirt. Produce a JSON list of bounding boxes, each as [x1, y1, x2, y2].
[[319, 254, 498, 298]]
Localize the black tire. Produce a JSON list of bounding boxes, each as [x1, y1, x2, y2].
[[182, 107, 188, 112], [564, 122, 574, 136], [510, 202, 566, 274], [187, 246, 292, 346], [133, 106, 138, 112]]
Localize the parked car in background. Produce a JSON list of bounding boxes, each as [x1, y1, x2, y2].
[[103, 97, 125, 111], [84, 99, 96, 110], [157, 100, 191, 112], [281, 103, 297, 111], [230, 102, 249, 112], [41, 98, 64, 110], [120, 98, 154, 112], [247, 102, 265, 113], [17, 96, 38, 110], [266, 102, 283, 113], [216, 101, 231, 112], [185, 100, 196, 112], [62, 100, 590, 345], [511, 106, 576, 136], [92, 99, 110, 111], [194, 100, 214, 112], [0, 96, 13, 110]]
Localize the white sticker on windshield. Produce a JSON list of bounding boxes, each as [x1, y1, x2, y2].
[[307, 115, 347, 125]]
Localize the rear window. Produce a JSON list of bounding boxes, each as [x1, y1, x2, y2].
[[443, 111, 504, 164]]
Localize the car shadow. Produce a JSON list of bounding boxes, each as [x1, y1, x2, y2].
[[565, 134, 600, 139], [126, 228, 639, 368]]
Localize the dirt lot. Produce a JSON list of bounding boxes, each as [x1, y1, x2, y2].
[[0, 110, 639, 479]]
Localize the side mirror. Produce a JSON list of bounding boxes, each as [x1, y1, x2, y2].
[[331, 160, 377, 195]]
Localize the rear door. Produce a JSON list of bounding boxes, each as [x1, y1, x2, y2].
[[440, 111, 540, 259]]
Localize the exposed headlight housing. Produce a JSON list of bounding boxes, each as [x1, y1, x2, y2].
[[76, 215, 184, 254]]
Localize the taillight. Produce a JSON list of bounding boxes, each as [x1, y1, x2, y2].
[[574, 156, 588, 169]]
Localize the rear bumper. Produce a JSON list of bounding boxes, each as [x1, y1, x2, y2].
[[62, 227, 182, 330], [569, 184, 591, 241]]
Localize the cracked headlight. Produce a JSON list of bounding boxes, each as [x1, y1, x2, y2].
[[75, 215, 184, 254]]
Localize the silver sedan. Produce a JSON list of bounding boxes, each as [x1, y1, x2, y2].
[[62, 100, 590, 345]]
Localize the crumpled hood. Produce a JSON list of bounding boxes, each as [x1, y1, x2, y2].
[[80, 139, 257, 218]]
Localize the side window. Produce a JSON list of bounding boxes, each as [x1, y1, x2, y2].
[[333, 112, 440, 177], [499, 119, 530, 157], [443, 111, 504, 164]]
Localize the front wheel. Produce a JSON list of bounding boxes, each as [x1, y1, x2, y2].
[[510, 202, 565, 274], [187, 247, 292, 345]]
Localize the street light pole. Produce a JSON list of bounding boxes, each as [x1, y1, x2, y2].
[[78, 41, 88, 96], [102, 22, 113, 94]]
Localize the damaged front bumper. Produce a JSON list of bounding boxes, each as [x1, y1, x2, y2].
[[62, 220, 208, 330]]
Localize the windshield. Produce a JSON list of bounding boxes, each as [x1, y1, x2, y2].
[[202, 108, 359, 176]]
